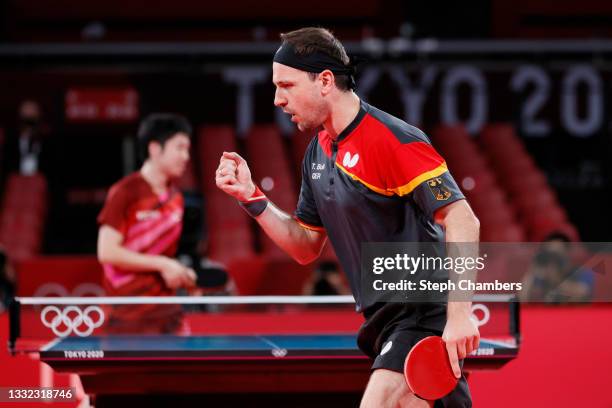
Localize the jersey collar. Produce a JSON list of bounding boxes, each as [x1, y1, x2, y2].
[[336, 100, 367, 143]]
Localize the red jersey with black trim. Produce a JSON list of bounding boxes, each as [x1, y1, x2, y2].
[[294, 101, 465, 311], [97, 172, 184, 294]]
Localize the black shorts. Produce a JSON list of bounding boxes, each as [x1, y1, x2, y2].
[[357, 303, 472, 408]]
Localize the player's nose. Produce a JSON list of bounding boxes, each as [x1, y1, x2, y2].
[[274, 89, 286, 107]]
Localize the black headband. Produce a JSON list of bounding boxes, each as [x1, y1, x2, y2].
[[273, 42, 357, 89]]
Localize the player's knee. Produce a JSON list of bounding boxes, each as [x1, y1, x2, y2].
[[360, 369, 421, 408]]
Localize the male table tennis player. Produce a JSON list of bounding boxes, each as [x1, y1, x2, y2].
[[97, 113, 196, 334], [216, 28, 480, 407]]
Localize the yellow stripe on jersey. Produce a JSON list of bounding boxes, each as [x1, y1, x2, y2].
[[336, 163, 393, 196], [336, 161, 449, 197], [389, 162, 448, 196]]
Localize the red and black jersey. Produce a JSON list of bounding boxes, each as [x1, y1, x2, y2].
[[97, 172, 185, 334], [295, 101, 465, 311], [98, 171, 184, 293]]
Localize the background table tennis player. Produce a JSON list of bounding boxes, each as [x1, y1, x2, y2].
[[11, 295, 520, 407]]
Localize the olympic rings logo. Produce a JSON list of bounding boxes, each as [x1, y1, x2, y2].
[[470, 303, 490, 327], [40, 306, 105, 337], [271, 348, 288, 358]]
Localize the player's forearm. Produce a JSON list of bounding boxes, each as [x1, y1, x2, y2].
[[255, 202, 325, 265], [443, 209, 480, 243], [441, 203, 480, 315], [447, 300, 473, 319], [98, 244, 167, 273]]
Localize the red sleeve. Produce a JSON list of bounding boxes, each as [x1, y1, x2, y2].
[[386, 141, 448, 196], [97, 184, 131, 234]]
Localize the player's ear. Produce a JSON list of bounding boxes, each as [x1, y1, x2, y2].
[[148, 141, 162, 158], [319, 70, 335, 95]]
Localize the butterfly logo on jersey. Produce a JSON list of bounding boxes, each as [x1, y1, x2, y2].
[[342, 152, 360, 168], [427, 177, 451, 201]]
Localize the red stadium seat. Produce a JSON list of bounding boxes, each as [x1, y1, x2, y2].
[[483, 135, 525, 154], [485, 142, 526, 161], [205, 193, 255, 263], [524, 205, 568, 228], [481, 223, 527, 242], [502, 170, 548, 196], [2, 193, 47, 216], [490, 154, 538, 178], [225, 255, 268, 295], [480, 123, 521, 148], [480, 124, 531, 169], [512, 188, 558, 216], [431, 124, 500, 202], [1, 240, 37, 261], [208, 229, 255, 264], [0, 173, 48, 261], [246, 125, 297, 260], [431, 125, 481, 162], [431, 124, 473, 144], [6, 173, 47, 194], [527, 219, 580, 242], [469, 186, 508, 214], [0, 215, 44, 240], [258, 260, 316, 295], [475, 205, 516, 227], [446, 154, 488, 177], [456, 169, 496, 197], [205, 192, 246, 224], [177, 158, 198, 191], [477, 123, 579, 242], [198, 125, 237, 193]]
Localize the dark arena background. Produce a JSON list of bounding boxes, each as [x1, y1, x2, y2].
[[0, 1, 611, 407]]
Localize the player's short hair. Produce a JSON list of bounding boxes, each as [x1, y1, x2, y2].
[[137, 113, 192, 160], [280, 27, 352, 91]]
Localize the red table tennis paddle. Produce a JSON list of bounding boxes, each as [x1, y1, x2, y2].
[[404, 336, 458, 401]]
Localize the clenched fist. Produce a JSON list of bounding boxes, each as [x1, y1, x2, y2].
[[215, 152, 256, 201]]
